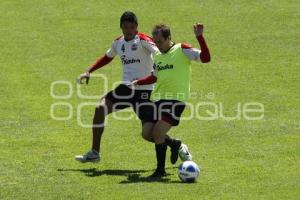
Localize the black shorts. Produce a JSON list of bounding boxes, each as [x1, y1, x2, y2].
[[145, 99, 186, 126], [104, 84, 152, 121]]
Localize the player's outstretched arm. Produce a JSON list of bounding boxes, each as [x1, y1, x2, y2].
[[87, 54, 114, 73], [193, 23, 211, 63], [77, 54, 114, 85]]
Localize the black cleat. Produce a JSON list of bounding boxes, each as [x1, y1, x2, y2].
[[170, 139, 182, 164], [149, 169, 167, 178]]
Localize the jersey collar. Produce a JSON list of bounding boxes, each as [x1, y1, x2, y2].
[[162, 42, 176, 54]]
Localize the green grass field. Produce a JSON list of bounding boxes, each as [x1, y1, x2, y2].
[[1, 0, 299, 199]]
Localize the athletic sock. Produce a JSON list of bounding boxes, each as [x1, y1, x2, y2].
[[165, 137, 174, 147], [155, 143, 167, 172]]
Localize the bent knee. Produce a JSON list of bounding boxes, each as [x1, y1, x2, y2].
[[95, 105, 106, 115], [142, 131, 153, 142], [95, 102, 112, 116]]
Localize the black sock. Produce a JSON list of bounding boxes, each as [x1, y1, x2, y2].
[[165, 136, 174, 147], [155, 143, 167, 172]]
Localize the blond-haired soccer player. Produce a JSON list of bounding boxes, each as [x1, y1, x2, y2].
[[132, 23, 210, 177]]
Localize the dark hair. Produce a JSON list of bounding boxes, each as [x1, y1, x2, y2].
[[120, 11, 138, 27], [152, 24, 171, 39]]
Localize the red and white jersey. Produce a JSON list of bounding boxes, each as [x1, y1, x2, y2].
[[106, 33, 159, 90]]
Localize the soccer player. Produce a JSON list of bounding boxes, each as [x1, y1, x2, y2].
[[132, 23, 211, 177], [75, 12, 182, 164]]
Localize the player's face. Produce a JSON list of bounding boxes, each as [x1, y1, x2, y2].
[[152, 33, 171, 53], [121, 21, 138, 41]]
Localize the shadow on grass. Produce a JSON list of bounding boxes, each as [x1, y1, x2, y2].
[[120, 174, 195, 184], [57, 168, 148, 177], [57, 167, 180, 183], [119, 173, 172, 184], [119, 167, 184, 184]]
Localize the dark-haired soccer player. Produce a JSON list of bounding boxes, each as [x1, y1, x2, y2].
[[75, 12, 182, 164], [132, 23, 211, 177]]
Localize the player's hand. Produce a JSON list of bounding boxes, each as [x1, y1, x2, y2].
[[193, 23, 204, 36], [127, 80, 138, 88], [131, 80, 138, 86], [77, 72, 90, 84]]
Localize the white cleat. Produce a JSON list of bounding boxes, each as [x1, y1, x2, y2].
[[178, 144, 192, 161], [75, 150, 100, 163]]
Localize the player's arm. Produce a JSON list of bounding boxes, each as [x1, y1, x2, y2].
[[134, 72, 157, 85], [194, 23, 210, 63], [87, 54, 114, 73], [77, 41, 117, 84], [182, 24, 211, 63], [131, 68, 157, 86]]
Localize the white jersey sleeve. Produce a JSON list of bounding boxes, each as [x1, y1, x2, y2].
[[137, 32, 159, 55], [140, 39, 159, 54], [105, 40, 118, 58], [181, 43, 201, 62]]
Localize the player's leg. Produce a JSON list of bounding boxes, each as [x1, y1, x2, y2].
[[91, 84, 132, 153], [150, 100, 193, 176], [133, 94, 156, 142], [92, 97, 114, 152], [165, 135, 182, 164], [154, 101, 184, 165], [149, 120, 187, 177], [141, 121, 155, 142], [75, 97, 114, 163], [149, 120, 172, 177], [142, 122, 182, 167], [141, 121, 181, 161], [75, 84, 130, 163], [137, 100, 179, 147], [164, 101, 192, 163]]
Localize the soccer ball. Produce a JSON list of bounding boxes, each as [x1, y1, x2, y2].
[[178, 161, 200, 183]]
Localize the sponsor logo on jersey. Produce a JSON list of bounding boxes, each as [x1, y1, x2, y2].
[[131, 43, 138, 51], [121, 55, 141, 65], [154, 62, 174, 71]]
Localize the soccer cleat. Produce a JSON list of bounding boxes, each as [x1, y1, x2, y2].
[[75, 150, 100, 163], [178, 144, 192, 161], [149, 169, 167, 178], [170, 139, 182, 164]]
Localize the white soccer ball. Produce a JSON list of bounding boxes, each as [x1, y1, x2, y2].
[[178, 161, 200, 183]]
